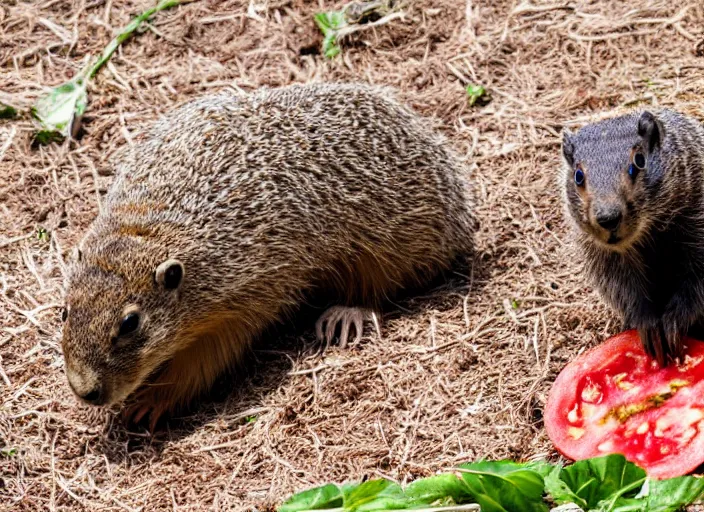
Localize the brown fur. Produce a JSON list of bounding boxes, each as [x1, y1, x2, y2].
[[61, 83, 476, 424]]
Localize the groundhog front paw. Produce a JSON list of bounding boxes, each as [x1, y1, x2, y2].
[[315, 306, 379, 349], [122, 390, 172, 432], [639, 319, 683, 367]]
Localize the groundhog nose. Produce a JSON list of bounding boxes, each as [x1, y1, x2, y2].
[[80, 386, 105, 405], [66, 366, 106, 405], [596, 211, 623, 232]]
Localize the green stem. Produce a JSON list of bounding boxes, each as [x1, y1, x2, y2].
[[602, 477, 647, 512], [88, 0, 194, 79]]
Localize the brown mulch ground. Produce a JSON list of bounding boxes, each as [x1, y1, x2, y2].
[[2, 0, 704, 510]]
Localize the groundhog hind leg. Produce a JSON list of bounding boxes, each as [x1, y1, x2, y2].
[[315, 306, 381, 349]]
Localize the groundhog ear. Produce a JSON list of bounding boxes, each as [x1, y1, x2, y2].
[[637, 111, 664, 153], [155, 259, 184, 290], [562, 128, 575, 166]]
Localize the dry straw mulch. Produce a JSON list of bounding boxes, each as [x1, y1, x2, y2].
[[1, 0, 704, 510]]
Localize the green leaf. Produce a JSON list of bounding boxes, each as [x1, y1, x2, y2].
[[644, 476, 704, 512], [314, 11, 346, 33], [548, 455, 646, 510], [0, 104, 17, 119], [314, 11, 346, 59], [466, 84, 487, 106], [31, 0, 189, 143], [31, 77, 88, 141], [405, 473, 472, 505], [278, 483, 342, 511], [525, 460, 558, 479], [457, 460, 548, 512], [545, 465, 587, 509], [344, 479, 407, 511], [322, 34, 341, 58]]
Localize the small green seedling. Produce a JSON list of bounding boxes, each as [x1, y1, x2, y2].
[[1, 448, 17, 457], [314, 0, 404, 59], [31, 0, 191, 144], [315, 11, 346, 58], [466, 84, 487, 107], [36, 227, 49, 242]]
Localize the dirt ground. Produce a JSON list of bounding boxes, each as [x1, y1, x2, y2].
[[1, 0, 704, 510]]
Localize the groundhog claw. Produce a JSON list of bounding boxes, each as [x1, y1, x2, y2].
[[122, 393, 169, 431], [315, 306, 376, 349]]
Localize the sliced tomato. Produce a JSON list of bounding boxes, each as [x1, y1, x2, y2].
[[545, 330, 704, 479]]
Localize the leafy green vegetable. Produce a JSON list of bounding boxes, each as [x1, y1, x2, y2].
[[404, 473, 470, 505], [545, 465, 585, 508], [466, 84, 487, 106], [547, 455, 646, 510], [277, 454, 704, 512], [344, 479, 407, 511], [279, 483, 343, 512], [457, 461, 548, 512], [643, 476, 704, 512], [31, 0, 189, 143]]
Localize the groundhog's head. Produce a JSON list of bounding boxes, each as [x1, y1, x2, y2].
[[561, 111, 665, 252], [61, 235, 186, 406]]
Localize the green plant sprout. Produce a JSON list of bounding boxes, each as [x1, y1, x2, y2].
[[315, 0, 405, 59], [31, 0, 193, 144], [279, 454, 704, 512], [466, 84, 487, 107], [36, 227, 49, 242], [1, 447, 17, 457]]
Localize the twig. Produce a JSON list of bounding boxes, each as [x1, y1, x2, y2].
[[336, 11, 405, 38]]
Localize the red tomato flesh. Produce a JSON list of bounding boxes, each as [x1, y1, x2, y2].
[[545, 330, 704, 479]]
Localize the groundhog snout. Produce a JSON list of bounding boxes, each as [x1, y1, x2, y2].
[[589, 202, 631, 245], [66, 365, 106, 405], [595, 207, 622, 232]]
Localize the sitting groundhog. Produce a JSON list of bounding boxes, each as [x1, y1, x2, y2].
[[61, 83, 476, 427], [561, 109, 704, 365]]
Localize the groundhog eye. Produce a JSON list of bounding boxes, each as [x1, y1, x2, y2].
[[163, 264, 183, 290], [61, 308, 68, 322], [574, 168, 585, 187], [633, 152, 646, 170], [118, 313, 140, 337]]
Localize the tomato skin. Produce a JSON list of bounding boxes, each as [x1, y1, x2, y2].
[[546, 330, 704, 479]]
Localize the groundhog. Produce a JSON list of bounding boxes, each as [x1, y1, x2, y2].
[[561, 109, 704, 366], [61, 82, 476, 427]]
